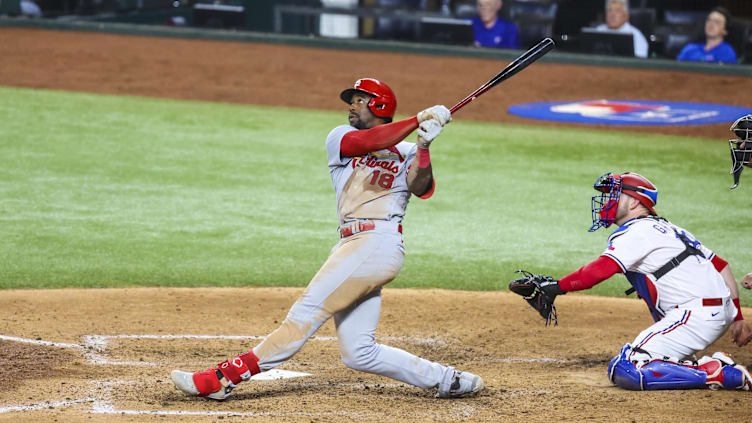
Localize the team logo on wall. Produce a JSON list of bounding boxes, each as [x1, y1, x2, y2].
[[508, 100, 752, 125]]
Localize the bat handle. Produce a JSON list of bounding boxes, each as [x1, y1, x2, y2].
[[450, 100, 469, 114]]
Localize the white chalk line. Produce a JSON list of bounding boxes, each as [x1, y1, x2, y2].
[[87, 333, 448, 346], [0, 334, 84, 351], [91, 402, 367, 418], [91, 379, 366, 418], [487, 357, 571, 364], [0, 332, 448, 369], [92, 379, 474, 419], [0, 398, 96, 414]]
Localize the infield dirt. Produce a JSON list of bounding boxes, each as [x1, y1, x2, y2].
[[0, 28, 750, 422], [0, 287, 750, 422]]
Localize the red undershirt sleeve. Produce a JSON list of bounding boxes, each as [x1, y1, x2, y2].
[[711, 254, 728, 272], [340, 116, 419, 157], [558, 255, 622, 292]]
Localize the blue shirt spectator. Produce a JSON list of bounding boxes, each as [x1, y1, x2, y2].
[[676, 7, 737, 65], [677, 41, 737, 64], [472, 0, 520, 49]]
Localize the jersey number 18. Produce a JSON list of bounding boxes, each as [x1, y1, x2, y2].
[[369, 170, 394, 189]]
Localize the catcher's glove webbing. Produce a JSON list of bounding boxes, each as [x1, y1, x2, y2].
[[508, 270, 564, 326]]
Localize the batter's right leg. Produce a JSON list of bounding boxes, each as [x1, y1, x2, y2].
[[171, 231, 404, 400], [334, 288, 484, 397]]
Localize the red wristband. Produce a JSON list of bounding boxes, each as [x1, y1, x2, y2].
[[733, 297, 743, 322], [417, 147, 431, 168]]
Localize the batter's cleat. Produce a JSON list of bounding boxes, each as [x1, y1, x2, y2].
[[171, 351, 260, 400], [436, 368, 484, 398], [170, 368, 236, 401]]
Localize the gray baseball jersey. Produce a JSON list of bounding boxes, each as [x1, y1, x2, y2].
[[326, 124, 420, 225]]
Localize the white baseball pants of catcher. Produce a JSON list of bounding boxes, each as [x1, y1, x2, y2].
[[629, 296, 737, 360], [251, 221, 451, 389]]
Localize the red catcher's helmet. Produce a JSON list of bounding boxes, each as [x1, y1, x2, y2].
[[598, 173, 658, 214], [590, 172, 658, 231], [340, 78, 397, 119]]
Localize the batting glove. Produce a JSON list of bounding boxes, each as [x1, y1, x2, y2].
[[417, 105, 451, 126], [417, 119, 442, 149]]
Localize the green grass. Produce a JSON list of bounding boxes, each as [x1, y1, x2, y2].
[[0, 86, 749, 302]]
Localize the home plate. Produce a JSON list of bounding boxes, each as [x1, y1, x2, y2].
[[251, 369, 311, 380]]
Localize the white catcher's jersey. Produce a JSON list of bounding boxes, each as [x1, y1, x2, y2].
[[326, 125, 419, 226], [602, 217, 730, 313]]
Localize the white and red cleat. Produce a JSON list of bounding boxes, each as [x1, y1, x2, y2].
[[171, 351, 260, 401]]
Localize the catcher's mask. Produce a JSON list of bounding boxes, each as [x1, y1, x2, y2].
[[340, 78, 397, 120], [590, 172, 658, 232], [729, 114, 752, 189]]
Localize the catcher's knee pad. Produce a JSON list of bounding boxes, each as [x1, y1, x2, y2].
[[608, 344, 706, 390]]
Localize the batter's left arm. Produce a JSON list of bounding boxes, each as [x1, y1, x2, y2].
[[407, 119, 442, 198], [407, 147, 434, 198]]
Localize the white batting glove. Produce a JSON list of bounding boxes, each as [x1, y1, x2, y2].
[[417, 105, 451, 126], [417, 119, 442, 149]]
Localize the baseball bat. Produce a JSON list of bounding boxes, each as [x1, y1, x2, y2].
[[450, 38, 555, 114]]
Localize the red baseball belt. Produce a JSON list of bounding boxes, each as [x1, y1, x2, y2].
[[339, 220, 402, 238], [702, 298, 722, 307], [672, 298, 723, 309]]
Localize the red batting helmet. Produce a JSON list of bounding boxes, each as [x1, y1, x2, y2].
[[340, 78, 397, 119]]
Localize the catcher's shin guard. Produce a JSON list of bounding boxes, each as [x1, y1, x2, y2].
[[608, 344, 706, 390]]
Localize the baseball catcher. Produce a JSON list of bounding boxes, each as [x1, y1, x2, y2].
[[512, 172, 752, 391], [729, 114, 752, 189]]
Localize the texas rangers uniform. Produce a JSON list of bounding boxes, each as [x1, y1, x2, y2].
[[549, 172, 751, 391], [603, 216, 735, 360]]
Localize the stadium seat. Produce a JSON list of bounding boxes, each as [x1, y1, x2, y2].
[[726, 21, 751, 64], [629, 8, 656, 39], [506, 0, 558, 49], [0, 0, 21, 15]]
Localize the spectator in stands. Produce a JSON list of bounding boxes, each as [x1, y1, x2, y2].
[[594, 0, 648, 58], [676, 7, 737, 64], [472, 0, 520, 49]]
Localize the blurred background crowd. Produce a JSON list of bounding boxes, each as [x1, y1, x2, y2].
[[3, 0, 752, 64]]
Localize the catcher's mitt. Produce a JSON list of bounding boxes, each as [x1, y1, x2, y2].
[[508, 270, 564, 326]]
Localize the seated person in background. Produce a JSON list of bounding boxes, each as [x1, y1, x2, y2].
[[594, 0, 648, 58], [677, 7, 737, 64], [472, 0, 520, 49]]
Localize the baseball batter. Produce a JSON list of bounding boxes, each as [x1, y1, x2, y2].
[[525, 172, 752, 390], [171, 78, 484, 400]]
